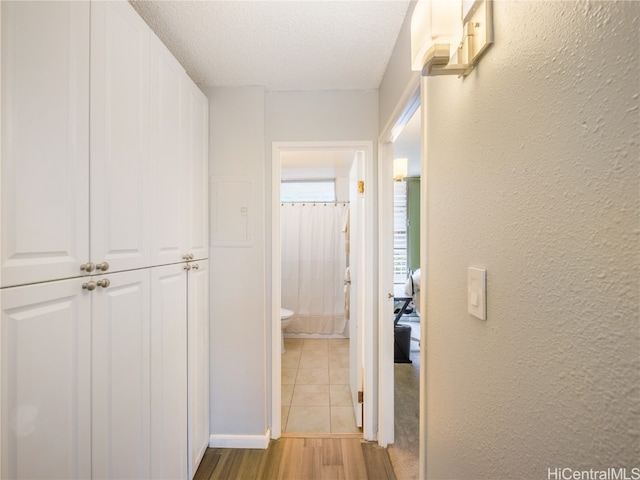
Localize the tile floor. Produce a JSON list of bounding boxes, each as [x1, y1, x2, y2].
[[281, 337, 361, 435]]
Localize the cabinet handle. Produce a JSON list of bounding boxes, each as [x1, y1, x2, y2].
[[95, 262, 109, 272], [80, 262, 95, 273], [96, 279, 110, 288], [192, 264, 199, 270], [82, 281, 97, 291], [184, 264, 192, 271], [188, 253, 194, 260], [183, 253, 194, 261]]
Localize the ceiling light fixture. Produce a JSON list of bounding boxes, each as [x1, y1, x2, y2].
[[411, 0, 493, 77]]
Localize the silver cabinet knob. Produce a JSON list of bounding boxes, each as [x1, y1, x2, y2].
[[80, 262, 95, 273], [192, 264, 199, 270], [388, 292, 394, 299], [95, 262, 109, 272], [184, 264, 192, 271], [82, 281, 97, 291], [183, 253, 194, 261], [189, 254, 194, 260], [96, 279, 110, 288]]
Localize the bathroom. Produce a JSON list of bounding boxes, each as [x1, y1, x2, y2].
[[278, 147, 361, 435]]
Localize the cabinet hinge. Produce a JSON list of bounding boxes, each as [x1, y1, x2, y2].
[[358, 391, 364, 404], [358, 180, 365, 194]]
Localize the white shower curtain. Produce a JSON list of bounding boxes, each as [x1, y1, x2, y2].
[[281, 203, 348, 334]]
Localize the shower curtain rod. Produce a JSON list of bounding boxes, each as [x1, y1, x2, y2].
[[281, 201, 349, 206]]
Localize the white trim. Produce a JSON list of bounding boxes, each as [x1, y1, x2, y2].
[[209, 429, 271, 449], [418, 76, 428, 480], [376, 141, 395, 447], [379, 72, 421, 144], [271, 141, 376, 442], [376, 74, 422, 449]]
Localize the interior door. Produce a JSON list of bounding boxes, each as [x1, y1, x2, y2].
[[378, 141, 396, 446], [349, 151, 365, 427]]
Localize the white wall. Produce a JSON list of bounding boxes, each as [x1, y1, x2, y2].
[[206, 87, 268, 438], [378, 1, 418, 136], [205, 87, 379, 441], [422, 1, 639, 478]]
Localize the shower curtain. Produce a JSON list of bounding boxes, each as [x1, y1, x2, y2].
[[281, 203, 348, 334]]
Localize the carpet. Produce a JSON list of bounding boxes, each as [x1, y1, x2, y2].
[[387, 317, 421, 479]]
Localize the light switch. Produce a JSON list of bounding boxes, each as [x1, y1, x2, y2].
[[467, 267, 486, 320]]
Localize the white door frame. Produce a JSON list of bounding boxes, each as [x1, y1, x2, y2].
[[376, 71, 422, 450], [270, 140, 376, 441]]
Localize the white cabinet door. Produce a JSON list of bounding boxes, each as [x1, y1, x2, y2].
[[1, 1, 90, 287], [90, 1, 151, 274], [182, 78, 209, 262], [150, 36, 187, 266], [1, 278, 91, 479], [150, 264, 188, 479], [187, 260, 209, 478], [91, 269, 151, 479]]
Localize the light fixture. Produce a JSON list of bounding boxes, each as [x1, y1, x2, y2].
[[411, 0, 493, 77], [393, 158, 408, 182]]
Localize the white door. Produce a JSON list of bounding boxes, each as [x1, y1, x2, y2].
[[378, 142, 396, 446], [1, 278, 91, 479], [150, 264, 188, 479], [187, 260, 209, 478], [182, 77, 209, 262], [349, 152, 365, 427], [90, 1, 151, 274], [149, 35, 186, 266], [91, 269, 151, 479], [1, 1, 90, 287]]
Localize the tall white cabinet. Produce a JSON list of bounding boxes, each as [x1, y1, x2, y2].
[[1, 1, 210, 478]]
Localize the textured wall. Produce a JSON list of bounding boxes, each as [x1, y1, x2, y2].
[[424, 1, 639, 478], [206, 87, 268, 437]]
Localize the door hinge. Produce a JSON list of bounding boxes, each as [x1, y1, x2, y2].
[[358, 391, 364, 404], [358, 180, 364, 194]]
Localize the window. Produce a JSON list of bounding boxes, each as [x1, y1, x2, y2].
[[281, 180, 336, 202], [393, 180, 408, 284]]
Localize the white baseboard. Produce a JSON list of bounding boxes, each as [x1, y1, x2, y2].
[[209, 429, 271, 449]]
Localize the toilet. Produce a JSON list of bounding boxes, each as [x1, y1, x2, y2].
[[280, 308, 294, 353]]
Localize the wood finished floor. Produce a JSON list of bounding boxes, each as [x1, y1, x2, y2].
[[194, 437, 397, 480]]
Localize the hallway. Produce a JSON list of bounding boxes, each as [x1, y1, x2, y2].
[[194, 437, 396, 480]]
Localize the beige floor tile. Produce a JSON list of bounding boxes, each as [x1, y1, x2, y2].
[[328, 352, 349, 369], [282, 350, 301, 369], [282, 368, 298, 384], [296, 368, 329, 385], [302, 339, 328, 354], [329, 384, 352, 406], [281, 405, 290, 431], [284, 338, 303, 351], [286, 406, 330, 433], [328, 338, 349, 352], [291, 384, 330, 407], [299, 351, 328, 369], [329, 367, 349, 385], [330, 406, 360, 434], [282, 383, 294, 406]]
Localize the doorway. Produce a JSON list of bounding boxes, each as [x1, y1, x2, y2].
[[271, 141, 376, 440], [377, 73, 426, 478]]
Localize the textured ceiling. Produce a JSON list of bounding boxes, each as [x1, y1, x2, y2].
[[130, 0, 411, 91]]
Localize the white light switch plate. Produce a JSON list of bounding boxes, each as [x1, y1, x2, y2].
[[467, 267, 486, 320]]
